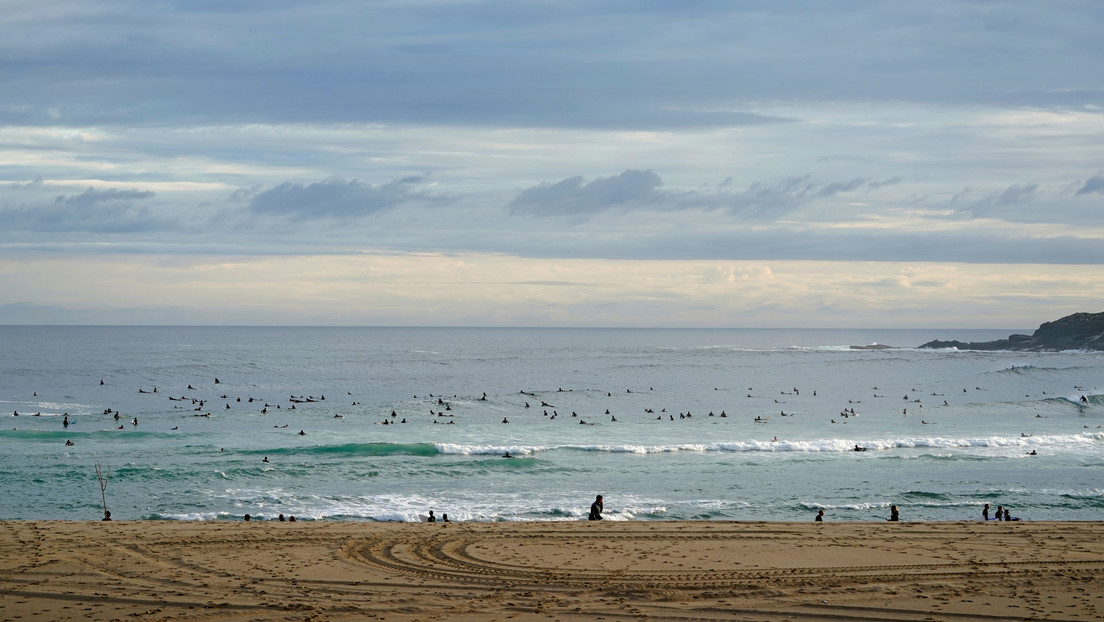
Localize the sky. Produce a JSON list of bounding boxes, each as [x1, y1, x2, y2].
[[1, 0, 1103, 328]]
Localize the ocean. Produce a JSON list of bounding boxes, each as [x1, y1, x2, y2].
[[1, 326, 1101, 523]]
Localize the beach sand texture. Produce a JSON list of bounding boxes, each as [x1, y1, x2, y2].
[[2, 520, 1103, 621]]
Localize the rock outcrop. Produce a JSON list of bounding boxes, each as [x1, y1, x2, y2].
[[919, 311, 1104, 351]]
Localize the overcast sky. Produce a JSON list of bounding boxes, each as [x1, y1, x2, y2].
[[2, 0, 1102, 327]]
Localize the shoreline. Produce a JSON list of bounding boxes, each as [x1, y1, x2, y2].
[[3, 520, 1102, 621]]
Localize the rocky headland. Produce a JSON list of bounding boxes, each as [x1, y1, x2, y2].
[[919, 311, 1104, 351]]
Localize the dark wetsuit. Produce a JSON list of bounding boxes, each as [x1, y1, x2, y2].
[[589, 501, 603, 520]]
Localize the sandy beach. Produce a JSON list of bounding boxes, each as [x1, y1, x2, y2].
[[2, 520, 1103, 621]]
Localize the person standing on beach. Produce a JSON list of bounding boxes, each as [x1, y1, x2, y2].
[[589, 495, 603, 520], [983, 503, 990, 520]]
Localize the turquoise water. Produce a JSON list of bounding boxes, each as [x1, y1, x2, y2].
[[1, 326, 1101, 522]]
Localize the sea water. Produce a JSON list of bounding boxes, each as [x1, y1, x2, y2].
[[1, 326, 1101, 522]]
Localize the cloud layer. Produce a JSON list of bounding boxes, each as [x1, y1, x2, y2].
[[1, 1, 1103, 326]]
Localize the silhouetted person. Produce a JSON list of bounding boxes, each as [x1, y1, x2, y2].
[[589, 495, 603, 520], [888, 505, 899, 521]]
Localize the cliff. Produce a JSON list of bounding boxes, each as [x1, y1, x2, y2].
[[919, 311, 1104, 352]]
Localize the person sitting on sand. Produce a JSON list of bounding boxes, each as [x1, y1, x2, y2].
[[102, 510, 112, 521], [589, 495, 603, 520], [815, 510, 824, 522], [442, 513, 450, 522], [983, 503, 990, 520], [887, 505, 899, 521], [427, 510, 436, 522]]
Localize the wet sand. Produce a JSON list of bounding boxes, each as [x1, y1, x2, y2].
[[2, 520, 1103, 621]]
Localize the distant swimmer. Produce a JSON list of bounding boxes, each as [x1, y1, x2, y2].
[[65, 439, 74, 446], [263, 456, 269, 463], [1082, 395, 1089, 404], [503, 451, 512, 458], [1028, 450, 1037, 455], [298, 430, 305, 435], [502, 417, 509, 424], [854, 445, 866, 452]]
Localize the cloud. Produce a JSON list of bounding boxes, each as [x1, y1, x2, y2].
[[959, 182, 1039, 218], [1076, 174, 1104, 195], [0, 186, 162, 233], [55, 187, 154, 207], [509, 170, 663, 216], [510, 170, 874, 219], [5, 3, 1101, 130], [248, 176, 446, 220]]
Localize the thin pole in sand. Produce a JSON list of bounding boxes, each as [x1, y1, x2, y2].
[[94, 463, 110, 518]]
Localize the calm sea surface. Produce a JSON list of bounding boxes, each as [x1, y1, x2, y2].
[[1, 326, 1101, 522]]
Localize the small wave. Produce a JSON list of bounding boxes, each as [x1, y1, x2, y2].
[[247, 442, 440, 457], [435, 443, 548, 456], [432, 433, 1103, 457]]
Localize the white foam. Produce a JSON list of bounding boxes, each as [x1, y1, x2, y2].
[[435, 433, 1102, 457]]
